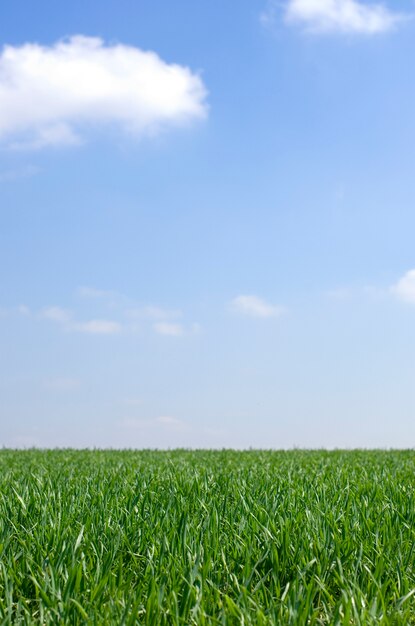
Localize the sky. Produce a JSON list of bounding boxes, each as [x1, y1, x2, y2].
[[1, 0, 415, 448]]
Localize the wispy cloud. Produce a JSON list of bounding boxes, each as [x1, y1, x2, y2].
[[71, 320, 122, 334], [0, 304, 31, 318], [391, 269, 415, 304], [78, 288, 184, 321], [16, 304, 31, 316], [41, 306, 72, 323], [326, 284, 384, 301], [154, 415, 185, 428], [77, 286, 120, 300], [122, 397, 143, 408], [9, 123, 82, 151], [126, 305, 182, 321], [0, 35, 207, 150], [12, 292, 199, 337], [43, 377, 81, 391], [0, 165, 40, 182], [262, 0, 407, 34], [230, 295, 284, 319], [121, 415, 186, 431], [77, 288, 198, 331], [326, 287, 355, 300], [153, 321, 185, 336], [153, 321, 201, 336], [40, 306, 121, 334]]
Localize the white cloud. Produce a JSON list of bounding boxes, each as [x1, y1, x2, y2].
[[122, 397, 143, 407], [72, 319, 122, 334], [16, 304, 30, 316], [77, 286, 119, 299], [41, 306, 121, 334], [9, 123, 82, 151], [23, 296, 198, 337], [0, 164, 40, 181], [263, 0, 406, 34], [154, 415, 185, 429], [0, 35, 207, 149], [41, 306, 72, 323], [391, 269, 415, 304], [152, 321, 201, 336], [326, 284, 384, 301], [121, 415, 186, 430], [0, 304, 31, 318], [231, 295, 284, 318], [326, 287, 354, 300], [126, 305, 182, 320], [43, 377, 81, 391], [153, 321, 185, 336]]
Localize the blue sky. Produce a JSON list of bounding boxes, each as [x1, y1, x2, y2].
[[1, 0, 415, 448]]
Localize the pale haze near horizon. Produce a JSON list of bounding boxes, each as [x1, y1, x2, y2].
[[1, 0, 415, 449]]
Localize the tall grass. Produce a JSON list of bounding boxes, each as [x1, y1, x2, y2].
[[1, 449, 415, 624]]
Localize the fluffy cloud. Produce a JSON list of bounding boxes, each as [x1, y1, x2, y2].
[[391, 269, 415, 304], [0, 35, 207, 149], [231, 295, 284, 318], [263, 0, 406, 34]]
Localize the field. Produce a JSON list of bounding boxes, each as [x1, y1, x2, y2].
[[1, 449, 415, 625]]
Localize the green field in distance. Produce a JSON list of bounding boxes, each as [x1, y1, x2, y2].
[[1, 449, 415, 625]]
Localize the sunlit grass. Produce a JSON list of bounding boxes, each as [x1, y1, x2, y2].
[[1, 449, 415, 624]]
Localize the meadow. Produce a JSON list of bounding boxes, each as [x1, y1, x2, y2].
[[1, 449, 415, 625]]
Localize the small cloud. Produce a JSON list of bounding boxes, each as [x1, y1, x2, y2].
[[153, 321, 185, 336], [122, 397, 143, 407], [326, 284, 385, 301], [0, 304, 31, 318], [9, 123, 82, 151], [154, 415, 185, 429], [391, 269, 415, 304], [41, 306, 72, 323], [0, 164, 40, 182], [260, 3, 278, 27], [230, 295, 284, 318], [43, 377, 81, 391], [77, 286, 120, 299], [326, 287, 354, 300], [0, 35, 207, 150], [126, 305, 182, 320], [25, 295, 195, 337], [17, 304, 31, 316], [72, 319, 122, 334], [121, 415, 186, 430], [263, 0, 407, 34], [40, 305, 121, 334], [120, 417, 148, 429], [152, 321, 200, 336]]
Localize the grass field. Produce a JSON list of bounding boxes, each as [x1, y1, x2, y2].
[[1, 449, 415, 625]]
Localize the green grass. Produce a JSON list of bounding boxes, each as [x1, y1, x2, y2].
[[1, 449, 415, 624]]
